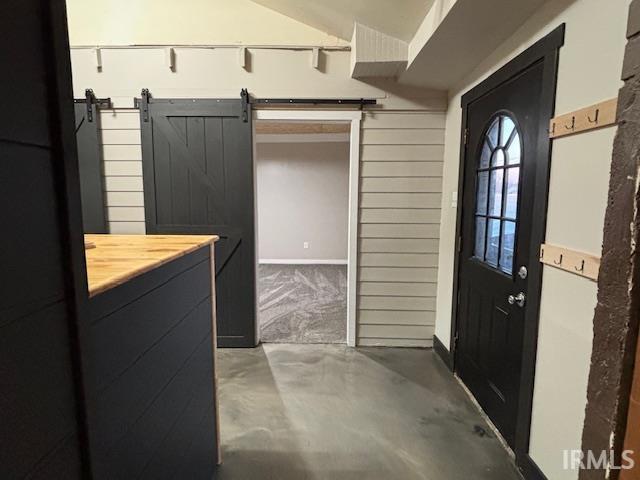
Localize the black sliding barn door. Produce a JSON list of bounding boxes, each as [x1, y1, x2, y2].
[[74, 101, 107, 233], [140, 97, 256, 347]]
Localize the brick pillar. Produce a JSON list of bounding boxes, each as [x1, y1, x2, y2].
[[579, 2, 640, 479]]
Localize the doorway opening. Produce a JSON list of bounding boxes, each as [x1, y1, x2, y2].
[[254, 110, 362, 346]]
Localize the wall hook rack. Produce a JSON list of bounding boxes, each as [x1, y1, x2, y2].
[[549, 97, 617, 139], [539, 244, 600, 281]]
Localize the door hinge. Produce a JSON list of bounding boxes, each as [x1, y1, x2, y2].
[[463, 128, 469, 146], [457, 235, 463, 252], [240, 88, 249, 123], [140, 88, 151, 122]]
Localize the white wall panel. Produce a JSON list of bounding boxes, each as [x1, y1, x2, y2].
[[103, 161, 143, 176], [360, 192, 442, 208], [362, 112, 445, 129], [359, 223, 440, 239], [99, 109, 145, 234], [105, 191, 145, 207], [358, 282, 438, 297], [360, 161, 443, 177], [361, 144, 444, 161], [360, 177, 443, 193], [359, 310, 436, 325], [359, 238, 440, 253], [357, 111, 444, 346], [360, 209, 440, 224]]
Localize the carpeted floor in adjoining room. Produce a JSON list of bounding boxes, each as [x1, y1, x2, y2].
[[258, 264, 347, 344]]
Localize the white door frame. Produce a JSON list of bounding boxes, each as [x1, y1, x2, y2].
[[253, 109, 362, 347]]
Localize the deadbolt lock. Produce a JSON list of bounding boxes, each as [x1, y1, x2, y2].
[[518, 266, 528, 279]]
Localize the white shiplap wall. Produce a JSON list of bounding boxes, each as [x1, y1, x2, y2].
[[99, 109, 145, 234], [357, 112, 445, 347]]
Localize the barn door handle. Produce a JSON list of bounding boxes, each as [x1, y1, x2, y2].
[[508, 292, 526, 308]]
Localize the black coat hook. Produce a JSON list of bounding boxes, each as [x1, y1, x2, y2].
[[553, 254, 563, 265], [588, 108, 600, 123], [564, 116, 575, 130]]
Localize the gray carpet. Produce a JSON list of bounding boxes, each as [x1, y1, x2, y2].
[[258, 264, 347, 344]]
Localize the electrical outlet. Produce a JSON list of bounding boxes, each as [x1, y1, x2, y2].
[[303, 242, 309, 249]]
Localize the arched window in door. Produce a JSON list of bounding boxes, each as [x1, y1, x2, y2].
[[473, 114, 521, 274]]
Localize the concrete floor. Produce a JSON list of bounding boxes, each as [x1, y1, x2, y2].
[[215, 344, 523, 480]]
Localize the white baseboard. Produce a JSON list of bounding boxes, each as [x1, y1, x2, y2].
[[259, 259, 348, 265]]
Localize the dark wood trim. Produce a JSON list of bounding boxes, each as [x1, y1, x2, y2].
[[447, 101, 468, 370], [433, 335, 454, 371], [519, 454, 548, 480], [449, 24, 565, 478], [460, 25, 565, 106], [514, 43, 561, 466]]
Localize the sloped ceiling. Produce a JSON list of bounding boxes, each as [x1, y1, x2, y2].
[[66, 0, 348, 46], [250, 0, 435, 42]]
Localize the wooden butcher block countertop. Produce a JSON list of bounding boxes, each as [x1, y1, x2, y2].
[[85, 234, 219, 297]]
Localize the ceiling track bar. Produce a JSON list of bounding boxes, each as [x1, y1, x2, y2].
[[73, 88, 111, 121], [132, 90, 374, 120], [251, 98, 377, 109]]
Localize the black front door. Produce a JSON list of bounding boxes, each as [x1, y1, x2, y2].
[[456, 59, 548, 447], [140, 96, 256, 348]]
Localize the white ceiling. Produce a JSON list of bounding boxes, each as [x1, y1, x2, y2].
[[249, 0, 436, 42]]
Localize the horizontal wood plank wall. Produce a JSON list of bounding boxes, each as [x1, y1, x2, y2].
[[358, 111, 445, 347], [99, 109, 145, 234]]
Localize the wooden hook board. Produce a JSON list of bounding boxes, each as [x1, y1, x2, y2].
[[539, 243, 600, 281], [549, 98, 617, 139]]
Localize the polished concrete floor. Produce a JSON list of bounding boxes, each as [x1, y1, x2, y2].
[[216, 344, 522, 480]]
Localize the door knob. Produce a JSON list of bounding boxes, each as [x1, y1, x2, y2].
[[508, 292, 526, 307]]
